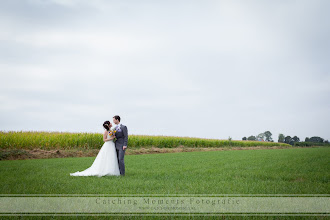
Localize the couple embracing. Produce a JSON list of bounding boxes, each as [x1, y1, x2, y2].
[[70, 115, 128, 177]]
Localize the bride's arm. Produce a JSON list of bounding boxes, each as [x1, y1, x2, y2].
[[103, 131, 114, 142]]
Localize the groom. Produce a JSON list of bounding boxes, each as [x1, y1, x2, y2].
[[113, 115, 128, 176]]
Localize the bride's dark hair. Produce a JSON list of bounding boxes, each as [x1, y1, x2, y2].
[[103, 121, 110, 131]]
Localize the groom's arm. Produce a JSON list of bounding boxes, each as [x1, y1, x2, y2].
[[123, 126, 128, 148]]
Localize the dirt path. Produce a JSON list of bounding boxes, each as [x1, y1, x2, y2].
[[0, 146, 322, 161]]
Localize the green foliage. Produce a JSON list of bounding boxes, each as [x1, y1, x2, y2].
[[281, 134, 301, 145], [278, 133, 285, 143], [292, 136, 300, 142], [284, 136, 292, 145], [0, 131, 291, 150], [247, 135, 256, 141], [294, 142, 330, 147], [246, 131, 273, 142], [264, 131, 273, 142], [306, 136, 324, 143], [257, 132, 265, 140]]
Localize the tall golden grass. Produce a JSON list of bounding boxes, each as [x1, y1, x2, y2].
[[0, 131, 291, 150]]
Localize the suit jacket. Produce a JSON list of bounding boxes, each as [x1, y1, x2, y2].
[[114, 124, 128, 149]]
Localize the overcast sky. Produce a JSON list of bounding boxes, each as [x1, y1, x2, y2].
[[0, 0, 329, 141]]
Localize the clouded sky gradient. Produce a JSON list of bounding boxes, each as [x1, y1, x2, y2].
[[0, 0, 329, 141]]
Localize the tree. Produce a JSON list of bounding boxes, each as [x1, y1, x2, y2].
[[325, 140, 329, 144], [278, 134, 285, 143], [292, 136, 300, 143], [247, 135, 256, 141], [257, 133, 265, 141], [242, 137, 247, 141], [309, 136, 324, 143], [305, 137, 310, 142], [264, 131, 273, 142], [284, 136, 292, 145]]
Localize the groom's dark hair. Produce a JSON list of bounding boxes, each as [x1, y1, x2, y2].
[[113, 115, 121, 122]]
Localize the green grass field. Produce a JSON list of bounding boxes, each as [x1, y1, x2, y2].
[[1, 147, 329, 219], [1, 147, 328, 194]]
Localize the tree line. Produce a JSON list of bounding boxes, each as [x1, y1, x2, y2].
[[242, 131, 329, 146]]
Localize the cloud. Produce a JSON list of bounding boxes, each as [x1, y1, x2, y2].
[[0, 0, 329, 141]]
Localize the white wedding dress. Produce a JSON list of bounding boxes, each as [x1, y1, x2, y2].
[[70, 133, 120, 177]]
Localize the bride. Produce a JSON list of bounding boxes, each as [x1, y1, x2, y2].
[[70, 121, 120, 177]]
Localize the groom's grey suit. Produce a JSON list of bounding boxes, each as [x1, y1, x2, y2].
[[114, 124, 128, 175]]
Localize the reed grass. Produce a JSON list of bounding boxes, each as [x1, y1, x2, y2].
[[0, 131, 291, 150]]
